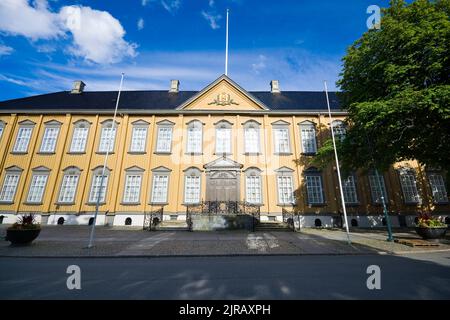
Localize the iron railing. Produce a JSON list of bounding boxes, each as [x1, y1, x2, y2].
[[143, 207, 164, 231]]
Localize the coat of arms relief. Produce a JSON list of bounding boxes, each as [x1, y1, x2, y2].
[[208, 92, 239, 106]]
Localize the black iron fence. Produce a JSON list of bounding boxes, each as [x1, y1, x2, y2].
[[282, 208, 297, 231], [143, 207, 164, 231]]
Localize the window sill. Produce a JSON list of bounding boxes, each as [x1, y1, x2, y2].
[[120, 202, 141, 206], [128, 151, 147, 155], [243, 152, 261, 156], [277, 203, 296, 207], [274, 152, 293, 156], [149, 202, 168, 206], [67, 151, 86, 155], [37, 152, 56, 155], [301, 152, 317, 156], [214, 152, 232, 156], [306, 203, 327, 207], [433, 201, 449, 205], [23, 202, 43, 205], [55, 202, 76, 206], [185, 152, 203, 156], [86, 202, 106, 206], [96, 152, 115, 155], [10, 151, 28, 155], [344, 203, 360, 207], [182, 202, 201, 206], [0, 201, 14, 204], [154, 151, 172, 155], [404, 201, 421, 206]]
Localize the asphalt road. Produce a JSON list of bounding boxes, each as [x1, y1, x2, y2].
[[1, 253, 449, 299]]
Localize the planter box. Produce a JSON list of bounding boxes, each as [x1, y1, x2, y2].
[[5, 228, 41, 245], [415, 227, 447, 240]]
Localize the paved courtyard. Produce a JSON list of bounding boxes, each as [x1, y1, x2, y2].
[[0, 225, 449, 257]]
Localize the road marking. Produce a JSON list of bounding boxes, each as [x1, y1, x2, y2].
[[246, 233, 280, 252], [118, 232, 174, 255]]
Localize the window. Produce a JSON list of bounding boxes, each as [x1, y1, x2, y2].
[[13, 121, 35, 153], [428, 173, 448, 203], [88, 167, 110, 203], [156, 120, 174, 153], [273, 127, 290, 154], [98, 120, 117, 153], [184, 167, 201, 204], [245, 168, 262, 204], [26, 167, 50, 203], [70, 120, 90, 153], [0, 167, 22, 202], [122, 166, 144, 204], [276, 167, 294, 205], [304, 168, 324, 205], [130, 120, 149, 153], [215, 121, 232, 154], [368, 172, 388, 204], [300, 121, 317, 154], [151, 167, 171, 203], [58, 167, 81, 203], [243, 121, 260, 154], [332, 120, 346, 142], [186, 120, 203, 154], [0, 121, 5, 141], [342, 175, 358, 204], [398, 168, 421, 204], [39, 121, 61, 153]]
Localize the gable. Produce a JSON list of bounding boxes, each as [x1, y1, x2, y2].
[[177, 75, 269, 111]]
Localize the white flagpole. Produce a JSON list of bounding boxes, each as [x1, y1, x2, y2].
[[225, 9, 229, 76], [324, 80, 351, 245], [87, 73, 124, 249]]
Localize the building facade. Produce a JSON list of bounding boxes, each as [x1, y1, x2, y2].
[[0, 75, 448, 228]]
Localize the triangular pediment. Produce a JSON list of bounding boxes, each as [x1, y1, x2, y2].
[[204, 156, 243, 170], [177, 75, 269, 111]]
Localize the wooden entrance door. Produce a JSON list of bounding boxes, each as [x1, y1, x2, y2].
[[207, 171, 238, 202]]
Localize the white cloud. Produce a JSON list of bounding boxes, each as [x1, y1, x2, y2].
[[0, 1, 137, 64], [0, 44, 14, 56], [201, 11, 222, 29], [142, 0, 150, 6], [209, 0, 215, 7], [0, 0, 63, 40], [161, 0, 181, 14], [251, 55, 267, 74], [137, 18, 145, 30]]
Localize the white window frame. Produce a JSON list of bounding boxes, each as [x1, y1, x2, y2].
[[215, 120, 232, 155], [331, 120, 346, 142], [245, 168, 263, 204], [39, 121, 61, 153], [26, 166, 50, 204], [122, 166, 144, 204], [12, 121, 35, 153], [342, 174, 358, 204], [98, 120, 118, 153], [0, 166, 23, 203], [129, 120, 149, 153], [69, 120, 91, 153], [150, 166, 171, 204], [398, 168, 421, 204], [243, 120, 260, 154], [57, 167, 81, 204], [88, 167, 111, 204], [427, 172, 448, 204], [185, 120, 203, 154], [299, 121, 317, 154], [304, 168, 325, 205], [368, 172, 388, 205], [272, 121, 291, 154], [275, 167, 295, 205], [183, 167, 202, 204], [155, 120, 174, 154], [0, 120, 5, 142]]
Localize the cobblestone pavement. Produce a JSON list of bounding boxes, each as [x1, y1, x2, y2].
[[0, 225, 448, 257]]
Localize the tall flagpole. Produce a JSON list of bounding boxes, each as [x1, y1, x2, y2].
[[225, 9, 229, 76], [324, 80, 351, 245], [87, 73, 124, 249]]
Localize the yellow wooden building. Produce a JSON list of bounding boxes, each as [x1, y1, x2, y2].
[[0, 75, 448, 228]]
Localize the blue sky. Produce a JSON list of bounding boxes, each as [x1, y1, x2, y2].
[[0, 0, 392, 100]]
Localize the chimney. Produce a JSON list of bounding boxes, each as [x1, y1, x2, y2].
[[71, 80, 86, 94], [169, 79, 180, 93], [270, 80, 280, 93]]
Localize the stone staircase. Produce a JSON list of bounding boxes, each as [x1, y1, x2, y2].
[[255, 222, 294, 232], [155, 220, 189, 231]]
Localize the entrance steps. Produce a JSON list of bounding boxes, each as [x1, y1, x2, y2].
[[155, 220, 189, 231], [255, 222, 294, 232]]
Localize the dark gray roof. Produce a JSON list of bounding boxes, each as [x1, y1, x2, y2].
[[0, 90, 342, 112]]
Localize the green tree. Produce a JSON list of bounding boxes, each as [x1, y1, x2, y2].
[[315, 0, 450, 179]]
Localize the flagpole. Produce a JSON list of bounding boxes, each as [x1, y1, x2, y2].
[[225, 9, 229, 76], [324, 80, 351, 245], [87, 73, 124, 249]]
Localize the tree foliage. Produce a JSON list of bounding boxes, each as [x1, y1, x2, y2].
[[315, 0, 450, 175]]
